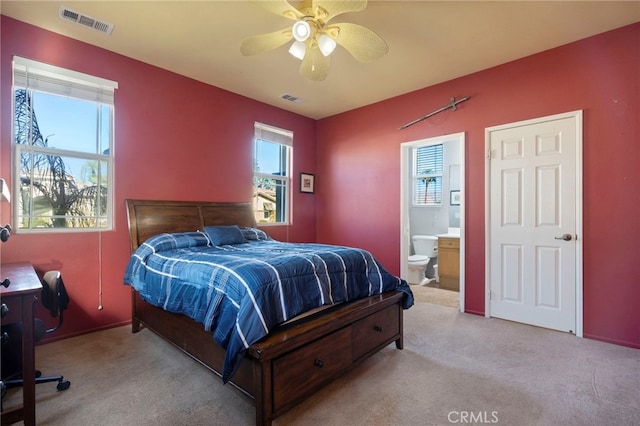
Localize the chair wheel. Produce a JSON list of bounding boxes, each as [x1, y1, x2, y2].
[[57, 380, 70, 391]]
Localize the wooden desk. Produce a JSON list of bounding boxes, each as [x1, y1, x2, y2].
[[1, 262, 41, 426]]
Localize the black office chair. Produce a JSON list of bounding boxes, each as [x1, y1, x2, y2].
[[1, 271, 71, 403]]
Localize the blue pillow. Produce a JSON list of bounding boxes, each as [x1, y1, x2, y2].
[[240, 227, 271, 241], [142, 232, 211, 252], [205, 225, 247, 246]]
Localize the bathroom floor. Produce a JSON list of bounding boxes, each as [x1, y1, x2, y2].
[[410, 284, 459, 308]]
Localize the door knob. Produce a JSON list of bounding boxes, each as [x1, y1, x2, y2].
[[554, 234, 572, 241]]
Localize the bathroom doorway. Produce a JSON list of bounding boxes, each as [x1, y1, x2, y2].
[[400, 133, 465, 311]]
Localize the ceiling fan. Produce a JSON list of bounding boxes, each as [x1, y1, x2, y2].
[[240, 0, 388, 81]]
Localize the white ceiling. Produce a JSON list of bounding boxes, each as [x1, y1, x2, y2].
[[2, 1, 639, 119]]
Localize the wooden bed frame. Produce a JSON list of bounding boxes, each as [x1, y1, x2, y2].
[[125, 199, 406, 425]]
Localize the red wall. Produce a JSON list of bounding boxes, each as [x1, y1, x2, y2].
[[316, 23, 640, 349], [0, 17, 316, 341], [2, 16, 638, 350]]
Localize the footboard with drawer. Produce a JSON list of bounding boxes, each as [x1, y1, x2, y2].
[[133, 288, 404, 425]]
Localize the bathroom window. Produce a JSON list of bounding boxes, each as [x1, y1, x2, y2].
[[413, 144, 443, 206]]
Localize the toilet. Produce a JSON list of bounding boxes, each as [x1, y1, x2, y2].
[[408, 235, 438, 285]]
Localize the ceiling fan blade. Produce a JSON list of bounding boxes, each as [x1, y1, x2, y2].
[[251, 0, 304, 21], [300, 44, 330, 81], [329, 22, 388, 62], [313, 0, 367, 24], [312, 0, 367, 22], [240, 28, 293, 56]]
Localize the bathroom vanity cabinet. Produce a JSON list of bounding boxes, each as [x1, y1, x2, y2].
[[437, 237, 460, 291]]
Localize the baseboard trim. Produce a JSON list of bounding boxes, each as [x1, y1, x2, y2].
[[583, 333, 640, 350], [38, 320, 132, 345]]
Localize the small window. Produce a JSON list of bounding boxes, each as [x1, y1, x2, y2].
[[413, 144, 443, 206], [253, 123, 292, 224], [12, 57, 117, 231]]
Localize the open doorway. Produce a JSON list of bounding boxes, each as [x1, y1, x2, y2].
[[400, 133, 465, 311]]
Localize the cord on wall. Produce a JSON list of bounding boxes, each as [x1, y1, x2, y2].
[[98, 231, 103, 310]]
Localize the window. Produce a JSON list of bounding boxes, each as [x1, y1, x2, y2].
[[12, 57, 117, 231], [413, 144, 443, 206], [253, 123, 292, 224]]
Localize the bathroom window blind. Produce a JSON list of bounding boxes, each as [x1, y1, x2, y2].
[[413, 144, 443, 206]]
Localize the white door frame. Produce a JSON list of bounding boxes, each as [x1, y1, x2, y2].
[[484, 110, 583, 336], [400, 132, 465, 312]]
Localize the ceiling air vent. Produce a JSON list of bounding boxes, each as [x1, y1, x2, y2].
[[280, 94, 303, 104], [58, 6, 114, 35]]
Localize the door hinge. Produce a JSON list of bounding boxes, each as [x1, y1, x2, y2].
[[487, 149, 496, 159]]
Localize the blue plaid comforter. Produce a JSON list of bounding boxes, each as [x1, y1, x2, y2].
[[123, 231, 413, 382]]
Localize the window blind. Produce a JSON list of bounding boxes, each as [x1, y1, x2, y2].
[[13, 56, 117, 104], [414, 144, 443, 205], [416, 144, 443, 175], [254, 122, 293, 146]]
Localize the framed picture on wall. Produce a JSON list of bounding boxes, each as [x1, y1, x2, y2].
[[300, 173, 315, 193], [450, 190, 461, 205]]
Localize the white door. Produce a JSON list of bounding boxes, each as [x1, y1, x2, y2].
[[487, 111, 582, 334]]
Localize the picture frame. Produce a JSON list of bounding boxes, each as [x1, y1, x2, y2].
[[300, 173, 315, 194], [450, 190, 461, 206]]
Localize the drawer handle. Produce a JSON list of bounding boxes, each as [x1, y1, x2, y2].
[[1, 332, 8, 344], [1, 303, 8, 318], [314, 359, 324, 368], [374, 325, 383, 333], [0, 278, 9, 288]]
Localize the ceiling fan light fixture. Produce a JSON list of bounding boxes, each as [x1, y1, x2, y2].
[[289, 41, 306, 60], [243, 1, 386, 81], [292, 20, 311, 42], [317, 34, 337, 56]]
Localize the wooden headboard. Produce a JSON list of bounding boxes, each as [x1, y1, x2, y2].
[[125, 199, 256, 252]]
